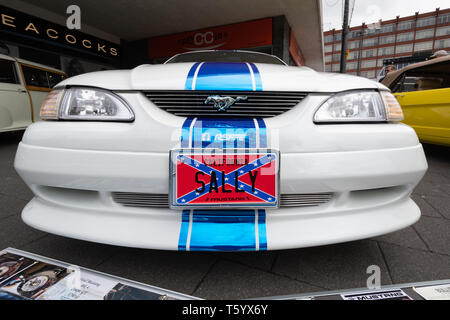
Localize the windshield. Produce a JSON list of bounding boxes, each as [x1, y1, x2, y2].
[[165, 51, 286, 65]]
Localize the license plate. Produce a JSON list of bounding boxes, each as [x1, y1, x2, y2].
[[170, 149, 279, 208]]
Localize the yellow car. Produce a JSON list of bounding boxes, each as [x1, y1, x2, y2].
[[382, 55, 450, 147]]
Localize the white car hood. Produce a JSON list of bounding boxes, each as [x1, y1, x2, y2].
[[58, 62, 388, 93]]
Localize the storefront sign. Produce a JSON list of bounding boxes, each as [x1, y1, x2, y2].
[[0, 5, 119, 59], [148, 18, 272, 59]]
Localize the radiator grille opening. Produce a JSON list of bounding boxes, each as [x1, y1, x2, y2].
[[111, 192, 333, 208], [142, 90, 308, 118]]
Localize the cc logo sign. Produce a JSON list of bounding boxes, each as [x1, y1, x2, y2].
[[194, 32, 214, 45]]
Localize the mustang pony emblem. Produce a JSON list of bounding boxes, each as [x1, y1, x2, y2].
[[204, 95, 248, 111]]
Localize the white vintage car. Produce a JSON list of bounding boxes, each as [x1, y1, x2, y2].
[[0, 53, 66, 133], [14, 50, 428, 251]]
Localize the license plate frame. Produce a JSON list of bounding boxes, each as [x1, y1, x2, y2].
[[169, 149, 280, 209]]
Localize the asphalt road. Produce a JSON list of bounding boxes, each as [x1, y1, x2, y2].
[[1, 131, 449, 299]]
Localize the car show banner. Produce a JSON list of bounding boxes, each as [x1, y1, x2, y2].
[[0, 248, 197, 300]]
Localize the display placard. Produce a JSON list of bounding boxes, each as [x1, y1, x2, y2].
[[0, 248, 198, 300]]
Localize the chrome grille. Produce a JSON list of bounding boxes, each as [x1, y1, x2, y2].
[[278, 193, 333, 207], [112, 192, 169, 208], [142, 90, 308, 118], [111, 192, 332, 208]]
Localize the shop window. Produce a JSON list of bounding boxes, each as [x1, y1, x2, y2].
[[347, 50, 359, 60], [363, 37, 378, 47], [415, 29, 434, 40], [416, 17, 436, 28], [348, 31, 361, 39], [395, 44, 413, 54], [324, 35, 333, 43], [379, 35, 395, 45], [380, 24, 395, 34], [365, 28, 378, 36], [435, 26, 450, 37], [361, 59, 376, 68], [378, 46, 394, 56], [347, 41, 360, 49], [346, 61, 357, 70], [396, 32, 414, 42], [361, 49, 376, 58], [437, 13, 450, 25], [434, 38, 450, 49], [397, 20, 415, 31], [0, 59, 18, 84], [414, 41, 433, 52]]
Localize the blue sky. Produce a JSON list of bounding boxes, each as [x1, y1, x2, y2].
[[322, 0, 449, 30]]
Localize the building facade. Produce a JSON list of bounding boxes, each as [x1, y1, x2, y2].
[[324, 8, 450, 79], [1, 0, 324, 78]]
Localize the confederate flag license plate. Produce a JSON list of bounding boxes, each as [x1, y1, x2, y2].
[[170, 150, 280, 208]]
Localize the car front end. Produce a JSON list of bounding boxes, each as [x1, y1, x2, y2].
[[14, 51, 428, 251]]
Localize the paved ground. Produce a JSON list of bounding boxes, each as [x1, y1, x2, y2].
[[1, 131, 449, 299]]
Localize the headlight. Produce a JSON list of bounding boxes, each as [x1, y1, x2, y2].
[[40, 87, 134, 121], [314, 90, 403, 123]]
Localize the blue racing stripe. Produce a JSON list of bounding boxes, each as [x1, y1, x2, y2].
[[181, 117, 194, 148], [178, 64, 269, 250], [178, 210, 191, 251], [184, 62, 263, 91], [256, 118, 267, 148], [258, 209, 267, 250], [249, 63, 263, 91], [188, 210, 256, 251], [177, 210, 268, 251], [185, 62, 201, 90], [195, 62, 253, 91], [192, 117, 257, 149]]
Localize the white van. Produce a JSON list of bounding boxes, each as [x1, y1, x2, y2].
[[0, 53, 66, 133]]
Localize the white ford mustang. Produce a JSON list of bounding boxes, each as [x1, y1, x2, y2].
[[14, 50, 428, 251]]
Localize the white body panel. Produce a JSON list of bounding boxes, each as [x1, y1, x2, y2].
[[0, 82, 30, 132], [59, 63, 388, 92], [27, 91, 48, 122], [14, 59, 428, 251]]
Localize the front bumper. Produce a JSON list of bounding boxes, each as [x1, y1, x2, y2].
[[15, 141, 427, 250]]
